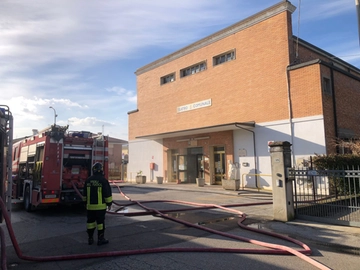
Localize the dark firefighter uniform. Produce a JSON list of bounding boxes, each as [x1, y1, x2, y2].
[[83, 162, 112, 245]]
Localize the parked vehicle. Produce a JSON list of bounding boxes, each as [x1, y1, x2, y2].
[[11, 125, 108, 211]]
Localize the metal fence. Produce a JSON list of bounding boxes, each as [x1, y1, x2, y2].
[[109, 168, 121, 180], [289, 168, 360, 227]]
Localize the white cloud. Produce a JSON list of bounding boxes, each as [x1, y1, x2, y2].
[[295, 0, 354, 22], [127, 95, 138, 104], [0, 0, 241, 77], [3, 96, 88, 127], [106, 87, 137, 103], [67, 116, 115, 128], [48, 98, 88, 108]]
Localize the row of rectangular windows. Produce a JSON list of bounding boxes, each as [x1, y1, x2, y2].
[[161, 50, 236, 85]]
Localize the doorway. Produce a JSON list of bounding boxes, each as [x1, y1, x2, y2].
[[177, 154, 187, 183], [213, 146, 225, 184], [186, 147, 203, 183], [169, 147, 203, 183]]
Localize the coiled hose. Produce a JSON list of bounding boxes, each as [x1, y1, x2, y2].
[[0, 182, 331, 270]]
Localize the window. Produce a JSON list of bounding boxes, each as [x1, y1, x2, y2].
[[338, 140, 353, 154], [161, 73, 175, 85], [180, 62, 206, 78], [213, 50, 235, 66], [322, 77, 332, 95], [13, 147, 18, 161]]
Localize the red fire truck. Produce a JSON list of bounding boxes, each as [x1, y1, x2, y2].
[[11, 125, 108, 211]]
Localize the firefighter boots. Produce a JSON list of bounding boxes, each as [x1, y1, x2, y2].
[[88, 237, 94, 245], [87, 228, 95, 245], [97, 238, 109, 245], [97, 233, 109, 245]]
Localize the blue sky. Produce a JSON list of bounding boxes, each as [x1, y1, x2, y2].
[[1, 0, 359, 140]]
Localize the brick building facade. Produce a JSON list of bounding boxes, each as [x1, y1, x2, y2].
[[127, 1, 360, 189]]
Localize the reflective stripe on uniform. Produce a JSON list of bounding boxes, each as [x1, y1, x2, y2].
[[87, 204, 106, 210], [97, 187, 102, 205], [87, 222, 96, 230], [87, 186, 91, 205]]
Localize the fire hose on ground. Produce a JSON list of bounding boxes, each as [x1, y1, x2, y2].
[[0, 182, 331, 270]]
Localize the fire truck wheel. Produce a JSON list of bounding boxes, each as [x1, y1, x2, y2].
[[24, 185, 33, 212]]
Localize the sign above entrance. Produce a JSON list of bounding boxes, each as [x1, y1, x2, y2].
[[177, 99, 212, 113]]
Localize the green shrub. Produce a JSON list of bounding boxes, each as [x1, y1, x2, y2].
[[312, 154, 360, 196], [312, 154, 360, 170]]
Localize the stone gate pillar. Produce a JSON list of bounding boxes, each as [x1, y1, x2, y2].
[[269, 141, 294, 222]]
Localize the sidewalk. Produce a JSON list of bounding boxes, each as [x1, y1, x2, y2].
[[118, 181, 360, 255]]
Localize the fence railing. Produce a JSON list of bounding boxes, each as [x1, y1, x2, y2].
[[289, 168, 360, 227], [108, 168, 122, 180]]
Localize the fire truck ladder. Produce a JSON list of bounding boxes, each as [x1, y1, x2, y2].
[[92, 134, 106, 166], [0, 105, 13, 222]]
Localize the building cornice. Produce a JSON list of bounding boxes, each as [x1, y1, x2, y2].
[[135, 121, 255, 140], [296, 37, 360, 74], [135, 1, 296, 76]]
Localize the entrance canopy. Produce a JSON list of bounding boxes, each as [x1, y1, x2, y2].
[[136, 121, 255, 140]]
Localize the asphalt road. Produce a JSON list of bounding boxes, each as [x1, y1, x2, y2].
[[1, 184, 358, 270]]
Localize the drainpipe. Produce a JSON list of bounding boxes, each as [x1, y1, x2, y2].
[[330, 65, 339, 152], [235, 123, 258, 189], [286, 66, 295, 165]]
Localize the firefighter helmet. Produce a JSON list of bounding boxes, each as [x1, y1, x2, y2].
[[92, 162, 103, 175]]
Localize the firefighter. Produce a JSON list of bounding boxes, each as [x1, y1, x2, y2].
[[83, 162, 112, 245]]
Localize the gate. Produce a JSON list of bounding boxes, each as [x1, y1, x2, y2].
[[289, 168, 360, 227], [109, 168, 121, 180]]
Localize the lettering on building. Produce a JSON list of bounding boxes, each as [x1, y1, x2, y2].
[[177, 99, 212, 113]]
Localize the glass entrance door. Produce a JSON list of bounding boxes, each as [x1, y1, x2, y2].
[[177, 155, 187, 183], [168, 148, 203, 183], [213, 146, 225, 184]]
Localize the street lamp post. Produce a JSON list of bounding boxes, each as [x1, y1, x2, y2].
[[49, 106, 58, 126]]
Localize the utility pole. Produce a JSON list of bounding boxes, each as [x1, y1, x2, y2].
[[356, 0, 360, 45]]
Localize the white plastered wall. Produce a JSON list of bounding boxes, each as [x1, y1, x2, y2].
[[234, 115, 327, 190], [127, 139, 164, 182], [127, 116, 326, 188]]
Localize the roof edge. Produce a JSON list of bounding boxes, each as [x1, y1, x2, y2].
[[295, 37, 360, 74]]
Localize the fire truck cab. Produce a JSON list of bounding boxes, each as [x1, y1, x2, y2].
[[12, 125, 108, 211]]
